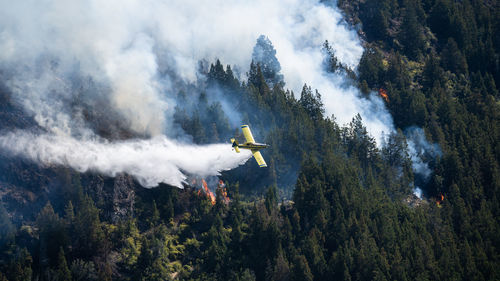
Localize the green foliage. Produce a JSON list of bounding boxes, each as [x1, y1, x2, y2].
[[70, 259, 98, 281], [56, 247, 71, 281], [1, 1, 499, 280], [358, 48, 385, 89], [36, 202, 67, 269], [299, 85, 325, 122], [73, 194, 107, 259], [399, 1, 426, 60], [359, 0, 390, 41], [117, 219, 142, 267], [0, 203, 15, 247], [292, 255, 313, 281], [134, 224, 183, 280], [264, 185, 278, 215]]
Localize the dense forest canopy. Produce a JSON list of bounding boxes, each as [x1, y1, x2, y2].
[[0, 0, 499, 280]]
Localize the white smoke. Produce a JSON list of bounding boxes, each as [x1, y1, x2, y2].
[[0, 0, 374, 135], [0, 131, 251, 188], [406, 127, 442, 180], [0, 0, 396, 187], [405, 127, 442, 198], [413, 187, 423, 199]]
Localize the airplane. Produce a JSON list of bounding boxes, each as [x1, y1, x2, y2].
[[231, 125, 268, 167]]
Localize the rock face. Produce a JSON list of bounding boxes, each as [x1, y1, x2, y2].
[[111, 174, 136, 223], [0, 85, 37, 130], [0, 86, 138, 224], [0, 163, 138, 225], [81, 173, 136, 223], [0, 158, 53, 224]]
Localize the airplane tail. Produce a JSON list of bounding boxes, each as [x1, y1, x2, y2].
[[230, 138, 240, 153]]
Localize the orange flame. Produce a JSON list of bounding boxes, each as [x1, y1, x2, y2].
[[436, 193, 444, 207], [378, 88, 389, 102], [218, 180, 230, 204], [196, 179, 230, 206], [201, 179, 216, 205]]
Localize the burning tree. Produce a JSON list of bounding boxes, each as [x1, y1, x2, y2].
[[196, 179, 230, 206], [198, 179, 216, 205], [378, 88, 389, 102], [217, 180, 230, 205]]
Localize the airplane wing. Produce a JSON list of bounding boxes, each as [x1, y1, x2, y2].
[[251, 150, 267, 167], [241, 125, 256, 143]]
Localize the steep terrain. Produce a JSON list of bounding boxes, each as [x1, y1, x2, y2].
[[0, 0, 499, 280]]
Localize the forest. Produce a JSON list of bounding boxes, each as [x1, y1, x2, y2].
[[0, 0, 499, 280]]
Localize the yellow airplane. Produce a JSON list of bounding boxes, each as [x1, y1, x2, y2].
[[231, 125, 268, 167]]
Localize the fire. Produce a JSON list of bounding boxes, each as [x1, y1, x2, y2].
[[436, 193, 444, 207], [200, 179, 216, 205], [217, 180, 230, 204], [196, 178, 230, 206], [378, 88, 389, 102]]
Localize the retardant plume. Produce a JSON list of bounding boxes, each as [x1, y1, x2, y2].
[[0, 131, 252, 188]]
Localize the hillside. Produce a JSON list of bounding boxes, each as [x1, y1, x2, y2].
[[0, 0, 499, 280]]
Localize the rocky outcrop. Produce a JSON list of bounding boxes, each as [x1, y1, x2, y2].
[[81, 173, 136, 223], [111, 174, 136, 223]]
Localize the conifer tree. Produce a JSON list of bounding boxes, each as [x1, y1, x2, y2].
[[56, 247, 71, 281]]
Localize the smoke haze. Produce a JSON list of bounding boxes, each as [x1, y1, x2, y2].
[[406, 127, 442, 180], [0, 0, 370, 134], [406, 127, 442, 198], [0, 0, 423, 188]]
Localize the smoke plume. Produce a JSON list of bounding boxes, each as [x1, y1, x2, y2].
[[0, 0, 416, 187], [0, 131, 251, 188], [406, 127, 442, 180], [0, 0, 370, 134], [405, 127, 442, 198]]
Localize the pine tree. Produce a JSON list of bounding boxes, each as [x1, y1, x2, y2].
[[70, 259, 98, 281], [441, 38, 468, 74], [150, 200, 160, 227], [252, 35, 284, 86], [299, 85, 324, 121], [74, 195, 105, 259], [292, 255, 313, 281], [36, 202, 67, 269], [265, 185, 278, 215], [56, 247, 71, 281], [358, 48, 385, 89], [0, 202, 14, 246], [204, 214, 229, 274], [360, 0, 390, 41], [399, 1, 425, 60]]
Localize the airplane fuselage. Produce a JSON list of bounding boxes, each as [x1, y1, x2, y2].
[[231, 125, 268, 167], [237, 142, 268, 150]]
